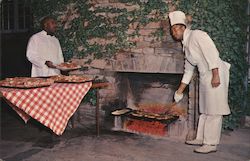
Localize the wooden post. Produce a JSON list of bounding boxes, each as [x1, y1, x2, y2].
[[91, 82, 110, 136]]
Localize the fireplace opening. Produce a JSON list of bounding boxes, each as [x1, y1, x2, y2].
[[110, 72, 190, 138]]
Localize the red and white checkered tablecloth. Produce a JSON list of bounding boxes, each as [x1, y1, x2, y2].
[[0, 82, 92, 135]]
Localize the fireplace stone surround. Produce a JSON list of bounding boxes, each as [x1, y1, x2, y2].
[[70, 52, 199, 140]]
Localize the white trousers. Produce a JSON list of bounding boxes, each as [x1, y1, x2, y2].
[[196, 114, 223, 145]]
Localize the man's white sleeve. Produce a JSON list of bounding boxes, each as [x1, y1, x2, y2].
[[181, 59, 195, 84], [26, 36, 47, 68]]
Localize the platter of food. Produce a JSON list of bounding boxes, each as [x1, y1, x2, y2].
[[130, 110, 145, 117], [56, 62, 81, 71], [50, 75, 93, 83], [0, 77, 54, 89], [129, 110, 179, 123]]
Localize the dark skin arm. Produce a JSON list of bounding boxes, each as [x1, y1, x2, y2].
[[176, 82, 187, 94], [177, 68, 220, 94], [45, 61, 69, 75], [45, 61, 56, 68], [211, 68, 220, 87]]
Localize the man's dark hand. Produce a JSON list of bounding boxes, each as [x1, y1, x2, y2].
[[61, 70, 69, 76], [45, 61, 56, 68], [211, 68, 220, 88]]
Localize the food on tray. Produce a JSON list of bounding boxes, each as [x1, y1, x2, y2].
[[144, 113, 160, 119], [137, 103, 174, 114], [56, 62, 81, 71], [156, 115, 174, 120], [0, 77, 54, 88], [51, 75, 92, 83], [111, 109, 131, 115], [131, 112, 144, 117], [130, 110, 177, 121], [144, 114, 156, 119]]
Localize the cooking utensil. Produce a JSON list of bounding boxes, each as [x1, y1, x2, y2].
[[164, 102, 177, 115]]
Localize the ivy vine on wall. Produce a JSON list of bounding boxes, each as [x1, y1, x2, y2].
[[31, 0, 168, 61]]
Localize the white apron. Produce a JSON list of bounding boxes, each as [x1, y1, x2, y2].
[[198, 60, 231, 115], [182, 29, 231, 115]]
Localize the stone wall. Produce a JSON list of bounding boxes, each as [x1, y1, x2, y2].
[[71, 0, 183, 101], [69, 0, 188, 132]]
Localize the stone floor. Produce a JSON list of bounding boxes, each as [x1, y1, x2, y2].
[[1, 103, 250, 161]]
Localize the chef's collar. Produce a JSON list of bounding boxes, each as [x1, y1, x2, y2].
[[182, 28, 191, 47], [41, 30, 55, 37]]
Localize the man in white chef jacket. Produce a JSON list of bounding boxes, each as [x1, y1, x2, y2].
[[26, 16, 64, 77], [168, 11, 231, 153]]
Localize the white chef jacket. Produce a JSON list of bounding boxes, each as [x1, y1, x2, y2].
[[26, 30, 64, 77], [181, 28, 231, 115]]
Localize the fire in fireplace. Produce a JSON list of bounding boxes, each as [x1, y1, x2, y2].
[[111, 72, 192, 139]]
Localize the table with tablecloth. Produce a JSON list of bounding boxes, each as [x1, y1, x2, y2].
[[0, 82, 92, 135]]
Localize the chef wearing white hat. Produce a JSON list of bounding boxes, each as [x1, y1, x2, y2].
[[169, 11, 187, 26], [168, 11, 231, 154]]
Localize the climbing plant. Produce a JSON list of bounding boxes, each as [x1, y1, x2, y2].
[[176, 0, 249, 129], [31, 0, 168, 61]]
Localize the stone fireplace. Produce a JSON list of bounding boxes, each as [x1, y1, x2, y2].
[[104, 52, 199, 139], [71, 48, 199, 140], [113, 72, 187, 137]]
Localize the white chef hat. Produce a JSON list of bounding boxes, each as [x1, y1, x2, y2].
[[168, 11, 186, 26]]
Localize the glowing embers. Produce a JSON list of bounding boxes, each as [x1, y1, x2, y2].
[[111, 103, 187, 137], [125, 119, 167, 136]]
